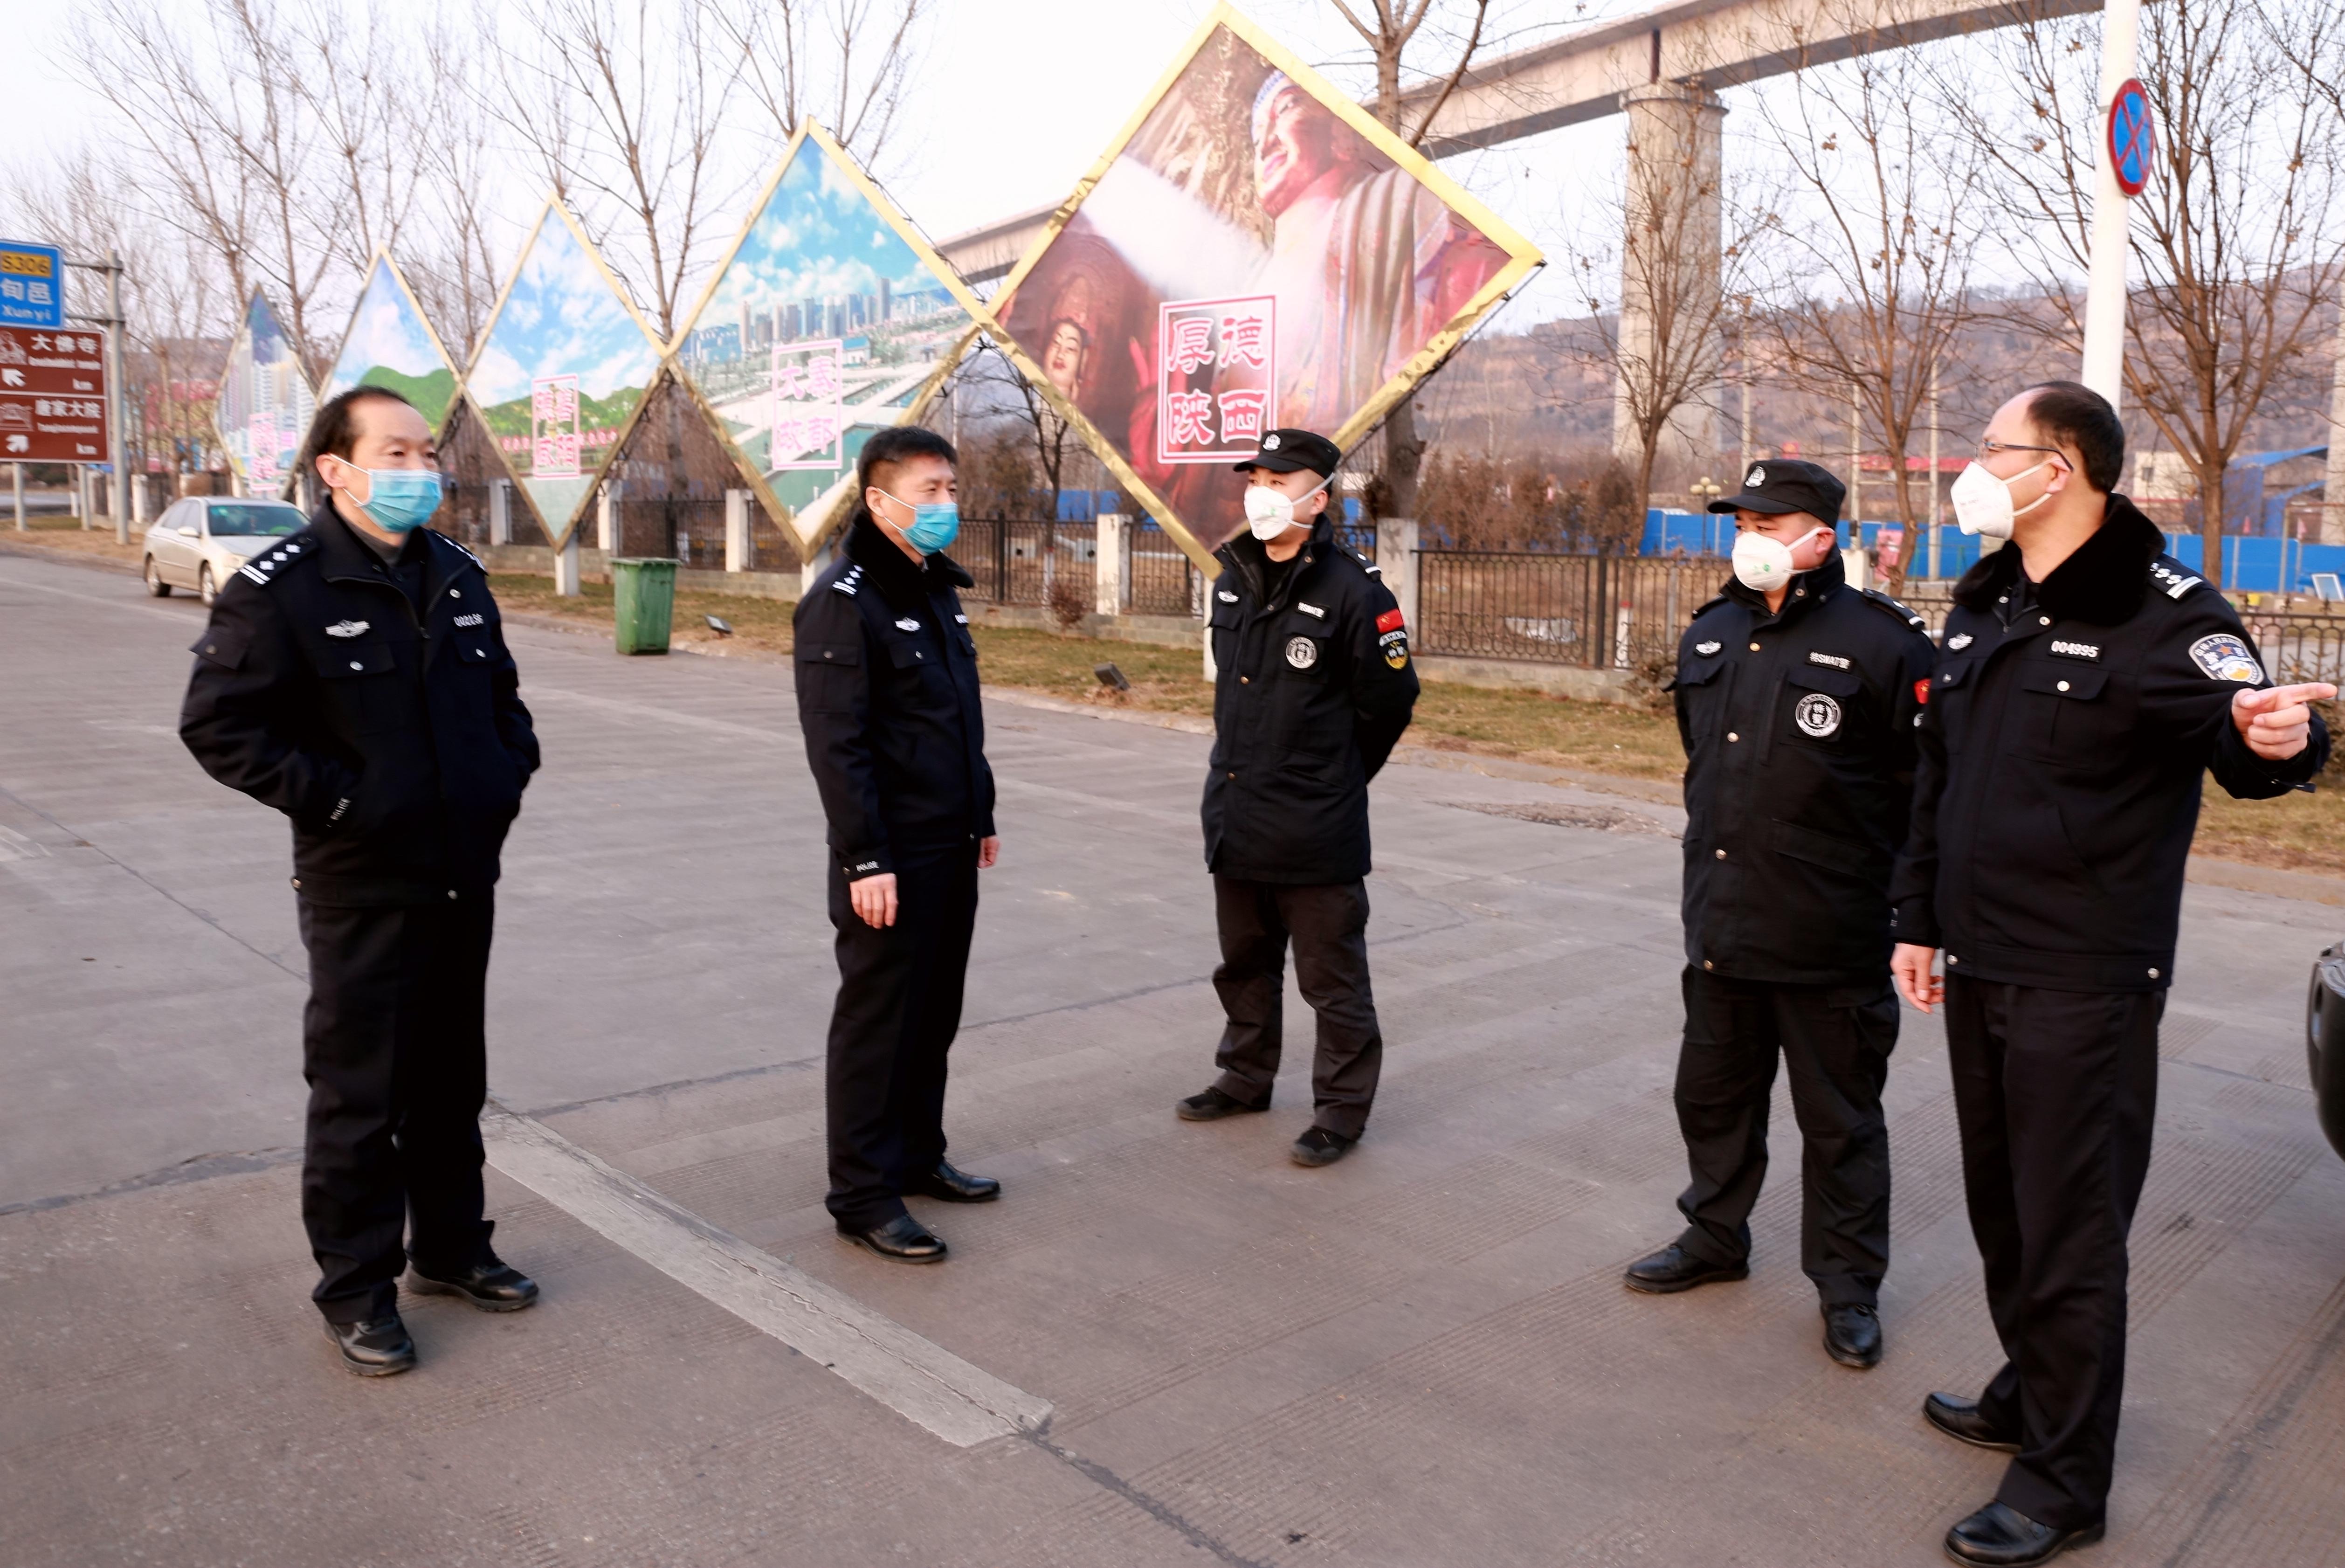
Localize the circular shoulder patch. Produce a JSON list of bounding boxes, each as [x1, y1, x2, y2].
[[1285, 635, 1319, 670], [1793, 692, 1842, 738]]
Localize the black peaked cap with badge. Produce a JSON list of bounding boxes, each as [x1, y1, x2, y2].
[[1709, 458, 1847, 531], [1235, 428, 1340, 478]]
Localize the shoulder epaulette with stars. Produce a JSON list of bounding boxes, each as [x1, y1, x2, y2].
[[832, 563, 864, 596], [2149, 558, 2203, 600], [1690, 592, 1731, 619], [435, 533, 485, 571], [236, 536, 313, 588], [1859, 587, 1928, 630]]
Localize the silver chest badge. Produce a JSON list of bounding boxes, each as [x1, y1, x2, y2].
[[1947, 633, 1973, 650], [325, 620, 369, 638], [1694, 641, 1721, 656], [894, 617, 920, 632], [1285, 635, 1318, 670], [1794, 692, 1843, 738]]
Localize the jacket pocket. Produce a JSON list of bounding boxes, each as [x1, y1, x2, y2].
[[1779, 665, 1865, 751], [310, 642, 405, 735], [2016, 664, 2117, 763], [796, 641, 862, 713], [1772, 818, 1888, 878]]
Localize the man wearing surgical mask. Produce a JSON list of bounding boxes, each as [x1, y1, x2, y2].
[[1891, 383, 2331, 1566], [793, 425, 1000, 1263], [1179, 428, 1417, 1167], [1625, 458, 1934, 1380], [181, 385, 542, 1376]]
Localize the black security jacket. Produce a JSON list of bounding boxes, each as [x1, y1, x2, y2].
[[1890, 497, 2329, 991], [793, 516, 994, 878], [1202, 516, 1419, 883], [1672, 550, 1937, 984], [179, 504, 538, 905]]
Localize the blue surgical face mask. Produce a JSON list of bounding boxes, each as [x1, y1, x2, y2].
[[879, 489, 960, 555], [331, 456, 443, 534]]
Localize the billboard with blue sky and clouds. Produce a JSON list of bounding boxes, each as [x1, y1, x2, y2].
[[320, 253, 460, 434]]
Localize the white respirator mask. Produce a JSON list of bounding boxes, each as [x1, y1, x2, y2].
[[1949, 457, 2059, 540], [1244, 475, 1329, 541], [1731, 523, 1832, 594]]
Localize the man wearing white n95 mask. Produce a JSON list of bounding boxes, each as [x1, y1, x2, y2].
[[1624, 458, 1935, 1379]]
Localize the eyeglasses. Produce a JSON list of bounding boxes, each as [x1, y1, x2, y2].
[[1977, 438, 2070, 469]]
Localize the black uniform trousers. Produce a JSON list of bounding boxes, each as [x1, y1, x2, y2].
[[824, 842, 979, 1228], [1672, 966, 1897, 1306], [1945, 974, 2162, 1532], [1210, 877, 1382, 1139], [297, 892, 497, 1324]]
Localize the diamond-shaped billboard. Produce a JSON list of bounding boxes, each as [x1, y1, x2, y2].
[[465, 200, 665, 547], [216, 290, 317, 497], [320, 252, 461, 434], [988, 3, 1542, 563], [669, 122, 989, 555]]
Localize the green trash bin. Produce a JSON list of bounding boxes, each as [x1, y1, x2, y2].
[[610, 557, 678, 655]]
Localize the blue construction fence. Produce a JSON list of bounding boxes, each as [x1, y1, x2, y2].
[[1642, 509, 2345, 595]]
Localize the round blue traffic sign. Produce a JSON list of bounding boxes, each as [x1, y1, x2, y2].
[[2108, 78, 2155, 197]]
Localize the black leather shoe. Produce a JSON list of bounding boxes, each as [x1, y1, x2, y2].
[[907, 1161, 1000, 1202], [1944, 1501, 2104, 1566], [1623, 1243, 1750, 1294], [838, 1213, 948, 1263], [408, 1256, 540, 1312], [1290, 1126, 1357, 1167], [324, 1314, 416, 1376], [1924, 1391, 2022, 1453], [1823, 1302, 1883, 1368], [1177, 1086, 1269, 1121]]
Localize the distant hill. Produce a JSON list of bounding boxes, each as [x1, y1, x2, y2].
[[355, 364, 456, 427], [478, 385, 644, 442]]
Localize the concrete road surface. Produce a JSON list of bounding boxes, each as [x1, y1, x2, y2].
[[3, 546, 2342, 1567]]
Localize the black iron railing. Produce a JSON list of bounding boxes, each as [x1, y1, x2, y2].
[[1412, 550, 1724, 669]]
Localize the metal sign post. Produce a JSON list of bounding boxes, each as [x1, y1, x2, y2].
[[62, 252, 130, 541], [2080, 0, 2146, 406]]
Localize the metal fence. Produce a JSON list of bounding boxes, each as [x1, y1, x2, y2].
[[1128, 521, 1202, 616], [1413, 550, 1724, 669], [957, 518, 1094, 608]]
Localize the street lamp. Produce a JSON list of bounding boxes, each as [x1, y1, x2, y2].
[[1689, 477, 1724, 553]]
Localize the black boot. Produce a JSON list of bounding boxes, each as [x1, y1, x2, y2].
[[1623, 1243, 1749, 1294], [409, 1256, 540, 1312], [1943, 1501, 2103, 1567], [324, 1313, 416, 1376], [838, 1213, 949, 1263], [1822, 1302, 1883, 1368]]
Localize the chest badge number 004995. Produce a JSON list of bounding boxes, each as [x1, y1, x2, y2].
[[1285, 635, 1319, 670], [1793, 691, 1842, 738]]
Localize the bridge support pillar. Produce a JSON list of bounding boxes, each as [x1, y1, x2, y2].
[[1614, 81, 1725, 489]]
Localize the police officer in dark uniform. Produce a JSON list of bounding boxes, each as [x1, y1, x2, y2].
[[1623, 458, 1934, 1373], [1890, 383, 2332, 1567], [180, 386, 541, 1377], [793, 425, 1000, 1264], [1175, 428, 1419, 1167]]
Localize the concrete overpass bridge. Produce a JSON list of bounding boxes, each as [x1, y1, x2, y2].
[[935, 0, 2100, 470]]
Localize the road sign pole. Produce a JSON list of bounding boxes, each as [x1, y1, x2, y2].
[[2081, 0, 2144, 407], [12, 462, 21, 532], [105, 254, 127, 543]]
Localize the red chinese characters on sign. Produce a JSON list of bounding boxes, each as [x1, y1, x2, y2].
[[1154, 296, 1274, 465], [531, 374, 582, 478], [0, 326, 107, 463], [772, 338, 845, 472]]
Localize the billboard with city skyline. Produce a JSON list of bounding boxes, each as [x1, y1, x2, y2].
[[987, 4, 1542, 564], [320, 253, 461, 434], [669, 121, 991, 553], [215, 290, 317, 498], [465, 200, 666, 547]]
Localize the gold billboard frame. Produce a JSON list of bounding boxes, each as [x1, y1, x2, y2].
[[664, 120, 996, 560], [318, 249, 469, 440], [980, 0, 1545, 574], [460, 196, 670, 551]]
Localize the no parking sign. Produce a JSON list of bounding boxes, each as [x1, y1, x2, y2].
[[2108, 78, 2156, 197]]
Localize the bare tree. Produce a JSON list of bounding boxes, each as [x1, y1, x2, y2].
[[1329, 0, 1492, 522], [1749, 8, 1985, 595], [406, 14, 507, 363], [288, 0, 428, 282], [953, 341, 1082, 517], [1952, 0, 2345, 587], [713, 0, 926, 166]]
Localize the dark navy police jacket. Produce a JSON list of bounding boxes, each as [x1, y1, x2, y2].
[[1672, 549, 1937, 986], [1202, 516, 1419, 884], [1890, 497, 2329, 991], [793, 515, 994, 877], [179, 504, 538, 905]]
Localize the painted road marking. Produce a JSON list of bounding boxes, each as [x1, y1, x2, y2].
[[481, 1103, 1053, 1448]]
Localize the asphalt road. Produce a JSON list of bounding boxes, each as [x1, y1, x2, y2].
[[3, 546, 2342, 1567]]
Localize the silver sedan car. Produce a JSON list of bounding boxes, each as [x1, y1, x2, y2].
[[142, 496, 309, 605]]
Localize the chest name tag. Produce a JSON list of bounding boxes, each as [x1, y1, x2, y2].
[[2049, 639, 2100, 661], [1285, 635, 1319, 670], [1807, 651, 1851, 670], [1947, 633, 1974, 651], [1694, 641, 1721, 656], [324, 620, 369, 638], [2189, 633, 2263, 683], [1793, 692, 1843, 738], [453, 613, 484, 628], [894, 617, 921, 632], [1296, 601, 1325, 618]]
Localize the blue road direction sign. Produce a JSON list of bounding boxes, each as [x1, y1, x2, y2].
[[2108, 79, 2156, 198], [0, 241, 64, 329]]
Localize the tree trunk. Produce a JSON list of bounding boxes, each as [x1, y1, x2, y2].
[[1383, 395, 1425, 521], [2197, 461, 2226, 590], [1635, 428, 1660, 553]]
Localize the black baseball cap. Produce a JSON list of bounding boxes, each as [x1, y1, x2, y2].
[[1709, 458, 1846, 529], [1234, 428, 1339, 478]]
